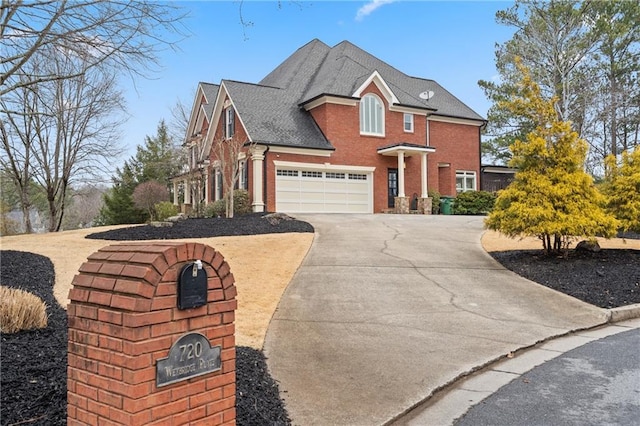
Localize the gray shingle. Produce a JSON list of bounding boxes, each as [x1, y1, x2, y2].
[[210, 39, 485, 151], [303, 41, 485, 121], [224, 80, 333, 150], [199, 82, 219, 122]]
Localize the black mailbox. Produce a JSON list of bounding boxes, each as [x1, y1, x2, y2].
[[177, 260, 208, 310]]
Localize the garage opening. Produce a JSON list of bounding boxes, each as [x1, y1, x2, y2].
[[275, 166, 373, 213]]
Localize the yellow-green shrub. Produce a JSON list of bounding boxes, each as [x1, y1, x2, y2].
[[0, 286, 48, 333], [485, 60, 617, 255], [154, 201, 179, 221], [604, 149, 640, 233]]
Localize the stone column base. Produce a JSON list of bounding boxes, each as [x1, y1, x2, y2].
[[417, 197, 432, 215], [394, 196, 410, 214]]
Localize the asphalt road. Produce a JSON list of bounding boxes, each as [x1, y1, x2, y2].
[[456, 328, 640, 426]]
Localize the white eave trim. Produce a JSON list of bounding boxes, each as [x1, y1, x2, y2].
[[273, 160, 376, 173], [268, 146, 333, 157], [482, 166, 517, 174], [353, 70, 399, 105], [203, 81, 253, 155], [388, 104, 432, 115], [428, 115, 486, 127], [377, 145, 436, 157], [302, 95, 358, 111]]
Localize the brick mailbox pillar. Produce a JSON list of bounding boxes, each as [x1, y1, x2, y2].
[[67, 242, 237, 425]]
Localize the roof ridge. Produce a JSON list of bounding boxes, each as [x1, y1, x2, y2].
[[223, 79, 282, 90]]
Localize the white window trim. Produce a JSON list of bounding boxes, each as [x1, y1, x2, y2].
[[403, 113, 414, 133], [214, 167, 223, 200], [360, 93, 385, 137], [225, 108, 235, 139], [456, 171, 477, 193]]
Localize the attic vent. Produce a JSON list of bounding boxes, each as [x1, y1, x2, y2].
[[419, 91, 434, 100]]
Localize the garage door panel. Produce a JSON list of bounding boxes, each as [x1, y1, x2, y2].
[[276, 166, 372, 213]]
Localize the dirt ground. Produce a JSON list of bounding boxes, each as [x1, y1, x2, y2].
[[0, 226, 313, 349], [2, 227, 636, 349]]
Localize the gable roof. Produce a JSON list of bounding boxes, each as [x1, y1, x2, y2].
[[200, 82, 219, 122], [205, 39, 485, 150], [301, 40, 484, 121], [223, 79, 332, 150]]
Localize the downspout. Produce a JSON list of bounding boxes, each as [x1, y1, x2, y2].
[[478, 120, 487, 191]]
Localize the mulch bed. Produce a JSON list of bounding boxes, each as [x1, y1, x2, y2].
[[490, 248, 640, 309], [85, 213, 314, 240], [1, 250, 291, 426], [2, 215, 639, 425]]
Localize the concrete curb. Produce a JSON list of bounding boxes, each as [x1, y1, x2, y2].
[[607, 303, 640, 323], [388, 307, 640, 426]]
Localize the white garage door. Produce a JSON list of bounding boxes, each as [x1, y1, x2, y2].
[[276, 166, 373, 213]]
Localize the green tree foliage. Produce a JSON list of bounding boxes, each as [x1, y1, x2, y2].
[[481, 0, 640, 173], [98, 163, 147, 225], [98, 120, 181, 225], [132, 120, 182, 187], [604, 149, 640, 233], [485, 61, 618, 256]]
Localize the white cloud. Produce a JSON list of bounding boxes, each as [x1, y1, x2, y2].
[[355, 0, 397, 22]]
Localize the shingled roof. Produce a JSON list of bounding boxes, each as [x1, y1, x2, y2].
[[219, 39, 484, 150], [200, 82, 219, 122]]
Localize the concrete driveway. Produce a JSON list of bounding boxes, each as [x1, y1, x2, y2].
[[263, 214, 608, 425]]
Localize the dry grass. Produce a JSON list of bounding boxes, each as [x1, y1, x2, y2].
[[481, 230, 640, 252], [0, 286, 48, 333], [0, 226, 313, 349]]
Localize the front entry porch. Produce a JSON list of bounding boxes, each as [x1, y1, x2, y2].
[[378, 143, 435, 214]]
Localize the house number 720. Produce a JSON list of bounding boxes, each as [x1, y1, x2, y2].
[[179, 342, 202, 362]]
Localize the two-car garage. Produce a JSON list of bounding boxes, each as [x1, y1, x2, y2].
[[274, 161, 374, 213]]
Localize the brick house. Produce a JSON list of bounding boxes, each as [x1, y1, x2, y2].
[[172, 39, 486, 214]]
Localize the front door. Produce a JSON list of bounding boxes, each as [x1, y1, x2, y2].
[[388, 168, 398, 208]]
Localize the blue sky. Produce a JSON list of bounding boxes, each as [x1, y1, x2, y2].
[[119, 0, 514, 164]]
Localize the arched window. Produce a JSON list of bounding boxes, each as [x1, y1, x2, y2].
[[359, 94, 384, 136]]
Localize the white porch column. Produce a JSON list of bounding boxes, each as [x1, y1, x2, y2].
[[173, 181, 179, 205], [184, 180, 191, 205], [420, 153, 428, 198], [251, 146, 267, 212], [204, 172, 210, 203], [397, 150, 406, 197]]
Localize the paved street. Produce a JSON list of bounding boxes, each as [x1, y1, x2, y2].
[[457, 326, 640, 426]]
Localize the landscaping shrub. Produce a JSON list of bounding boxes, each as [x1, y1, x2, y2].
[[233, 190, 251, 215], [155, 201, 179, 221], [204, 190, 251, 218], [453, 190, 496, 215], [204, 199, 227, 218], [133, 180, 169, 221], [428, 189, 441, 214], [0, 286, 48, 333]]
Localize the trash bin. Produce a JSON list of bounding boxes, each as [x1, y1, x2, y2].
[[440, 196, 454, 215]]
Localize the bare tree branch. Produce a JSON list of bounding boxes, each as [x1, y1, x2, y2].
[[1, 45, 125, 232], [1, 0, 187, 98]]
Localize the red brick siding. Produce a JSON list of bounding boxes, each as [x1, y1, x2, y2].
[[206, 95, 252, 204], [68, 242, 237, 426], [213, 84, 481, 211], [428, 120, 480, 196]]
